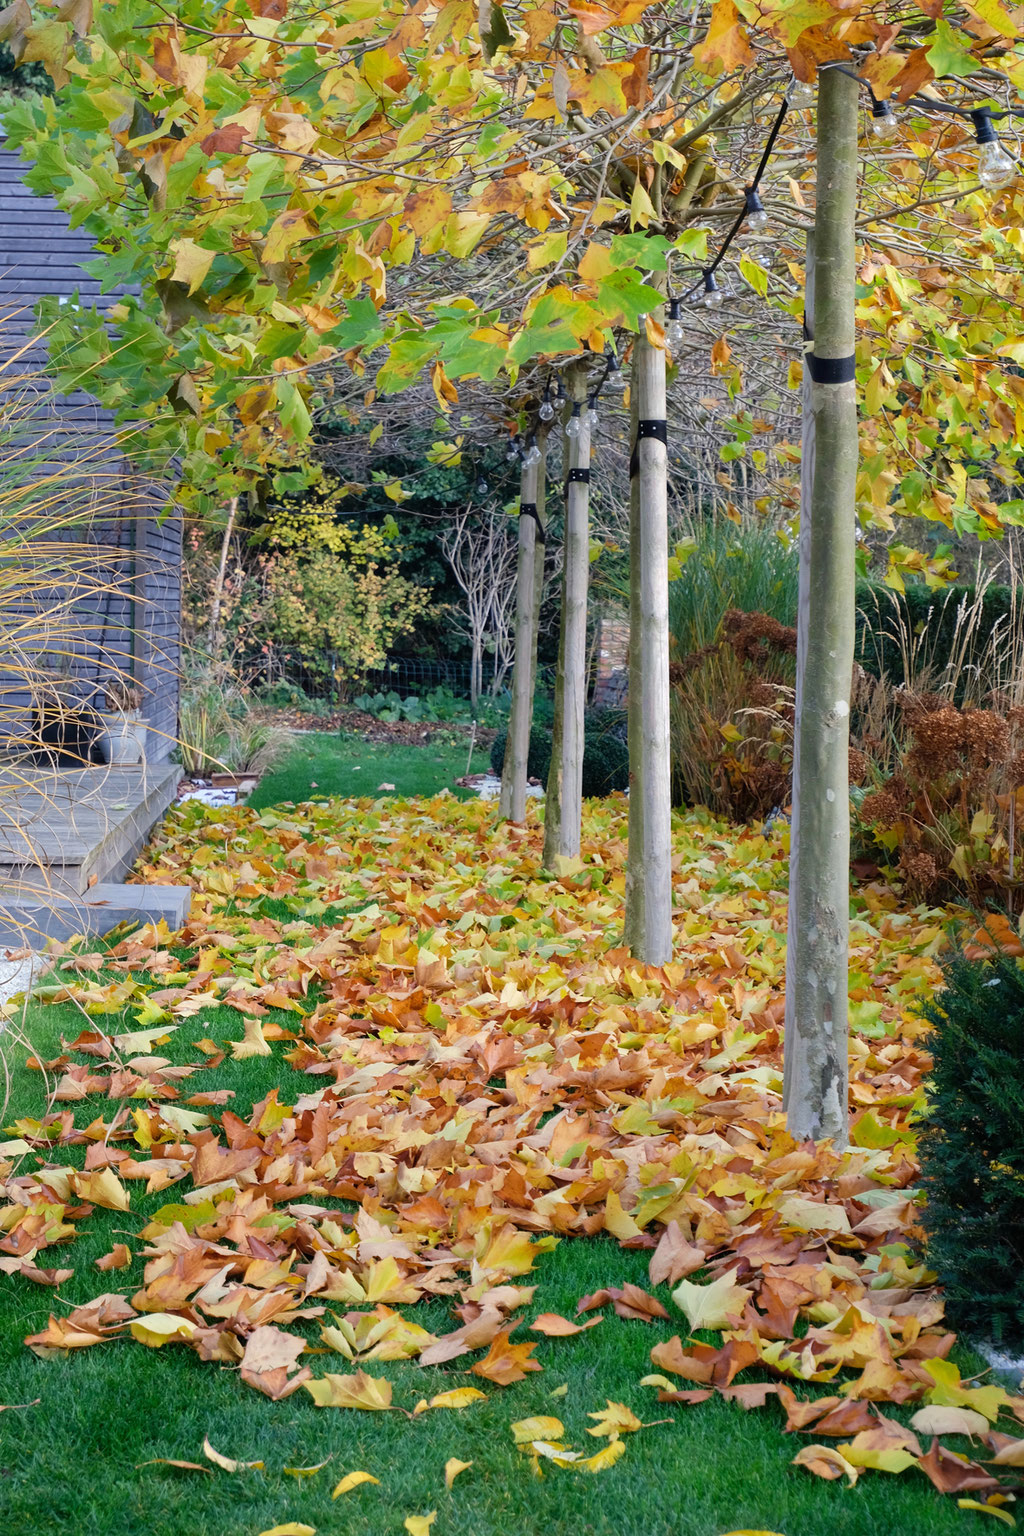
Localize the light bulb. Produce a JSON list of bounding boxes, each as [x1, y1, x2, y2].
[[744, 188, 768, 231], [505, 440, 519, 463], [702, 271, 723, 310], [476, 478, 489, 495], [565, 412, 581, 441], [538, 399, 554, 422], [523, 444, 541, 468], [979, 137, 1016, 189], [787, 77, 814, 111], [870, 101, 899, 141], [667, 318, 686, 347], [586, 404, 599, 430]]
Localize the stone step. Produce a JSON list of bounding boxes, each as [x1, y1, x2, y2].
[[0, 881, 191, 948]]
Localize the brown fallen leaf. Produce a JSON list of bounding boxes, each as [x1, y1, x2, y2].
[[717, 1383, 779, 1409], [791, 1443, 860, 1484], [95, 1244, 132, 1272], [0, 1400, 39, 1412], [470, 1328, 542, 1386], [776, 1385, 844, 1432], [240, 1324, 311, 1400], [136, 1459, 213, 1474], [418, 1308, 503, 1366], [917, 1438, 1002, 1495], [529, 1312, 603, 1337], [610, 1283, 669, 1323], [649, 1222, 706, 1287]]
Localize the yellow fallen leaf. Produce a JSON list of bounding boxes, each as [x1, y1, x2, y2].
[[129, 1314, 197, 1348], [332, 1470, 381, 1497], [404, 1514, 436, 1536], [413, 1387, 487, 1415], [201, 1436, 264, 1473], [956, 1502, 1016, 1526], [549, 1384, 568, 1398], [577, 1437, 628, 1473], [586, 1401, 643, 1438], [511, 1415, 565, 1445], [991, 1438, 1024, 1468], [257, 1526, 316, 1536], [230, 1017, 272, 1059], [283, 1459, 332, 1478], [70, 1167, 130, 1212], [445, 1457, 472, 1489], [304, 1370, 393, 1410], [136, 1458, 211, 1474]]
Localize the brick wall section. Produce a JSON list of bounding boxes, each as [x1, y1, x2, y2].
[[591, 616, 629, 707]]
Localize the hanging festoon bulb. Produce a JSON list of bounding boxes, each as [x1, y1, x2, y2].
[[585, 394, 599, 431], [605, 350, 629, 393], [666, 297, 685, 349], [972, 109, 1017, 190], [787, 75, 815, 110], [505, 436, 520, 463], [869, 96, 899, 141], [555, 375, 567, 404], [538, 382, 555, 422], [565, 402, 582, 441], [476, 476, 489, 496], [702, 270, 724, 309], [744, 187, 769, 231], [523, 433, 541, 468]]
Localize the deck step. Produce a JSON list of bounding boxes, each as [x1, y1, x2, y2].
[[0, 882, 191, 948]]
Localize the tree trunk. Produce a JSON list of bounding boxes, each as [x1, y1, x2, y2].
[[544, 365, 590, 870], [470, 633, 482, 710], [623, 324, 673, 965], [783, 231, 815, 1097], [783, 66, 859, 1146], [207, 496, 238, 656], [500, 436, 546, 821]]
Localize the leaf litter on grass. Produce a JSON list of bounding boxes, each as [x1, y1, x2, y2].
[[3, 793, 1024, 1517]]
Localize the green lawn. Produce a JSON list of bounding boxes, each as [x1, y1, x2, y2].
[[0, 991, 991, 1536], [249, 732, 482, 811]]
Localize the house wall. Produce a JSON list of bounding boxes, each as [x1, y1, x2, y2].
[[0, 139, 181, 761]]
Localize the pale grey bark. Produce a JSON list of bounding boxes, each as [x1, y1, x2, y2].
[[207, 496, 238, 654], [783, 66, 859, 1146], [783, 233, 814, 1089], [543, 365, 590, 870], [499, 435, 546, 821], [623, 324, 673, 965]]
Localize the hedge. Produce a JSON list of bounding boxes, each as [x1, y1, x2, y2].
[[489, 713, 629, 797]]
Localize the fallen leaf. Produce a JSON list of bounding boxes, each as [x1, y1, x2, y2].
[[791, 1443, 860, 1484], [445, 1457, 472, 1488], [530, 1312, 602, 1337], [202, 1436, 264, 1473], [470, 1328, 541, 1386], [284, 1459, 333, 1478], [956, 1500, 1016, 1525], [129, 1314, 197, 1348], [649, 1222, 706, 1286], [671, 1271, 751, 1331], [404, 1514, 435, 1536], [413, 1388, 487, 1414], [586, 1401, 643, 1438], [305, 1370, 394, 1410], [911, 1405, 990, 1439], [136, 1458, 212, 1474], [918, 1438, 1001, 1495], [332, 1470, 381, 1497], [511, 1415, 565, 1444], [257, 1526, 316, 1536], [95, 1244, 132, 1271]]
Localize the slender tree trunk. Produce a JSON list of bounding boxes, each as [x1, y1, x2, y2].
[[207, 496, 238, 656], [470, 634, 482, 709], [544, 365, 590, 870], [783, 67, 859, 1146], [624, 324, 673, 965], [500, 436, 546, 821], [783, 232, 815, 1098]]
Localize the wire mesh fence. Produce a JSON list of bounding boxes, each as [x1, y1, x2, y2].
[[243, 648, 555, 705]]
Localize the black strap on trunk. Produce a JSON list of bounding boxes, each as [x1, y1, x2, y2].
[[519, 502, 546, 544], [628, 419, 668, 479], [563, 467, 591, 497], [802, 317, 855, 384]]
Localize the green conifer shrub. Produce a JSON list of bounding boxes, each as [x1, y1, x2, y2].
[[917, 951, 1024, 1346]]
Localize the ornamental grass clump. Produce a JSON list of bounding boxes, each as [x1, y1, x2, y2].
[[917, 950, 1024, 1348]]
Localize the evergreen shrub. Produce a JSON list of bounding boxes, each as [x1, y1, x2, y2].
[[489, 713, 629, 796], [917, 951, 1024, 1346]]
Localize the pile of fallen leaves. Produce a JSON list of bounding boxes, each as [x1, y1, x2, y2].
[[3, 794, 1023, 1517]]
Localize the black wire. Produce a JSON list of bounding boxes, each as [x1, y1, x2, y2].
[[823, 59, 1024, 119]]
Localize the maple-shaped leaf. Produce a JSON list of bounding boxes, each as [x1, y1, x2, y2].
[[611, 1284, 669, 1323], [412, 1388, 487, 1414], [649, 1222, 706, 1286], [671, 1272, 752, 1331], [305, 1369, 394, 1410], [470, 1328, 541, 1386], [530, 1312, 602, 1337], [240, 1325, 311, 1400], [586, 1400, 643, 1438]]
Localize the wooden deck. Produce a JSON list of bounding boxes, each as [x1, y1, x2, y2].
[[0, 760, 180, 896]]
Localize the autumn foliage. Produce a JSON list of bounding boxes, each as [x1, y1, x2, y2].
[[3, 795, 1024, 1510]]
